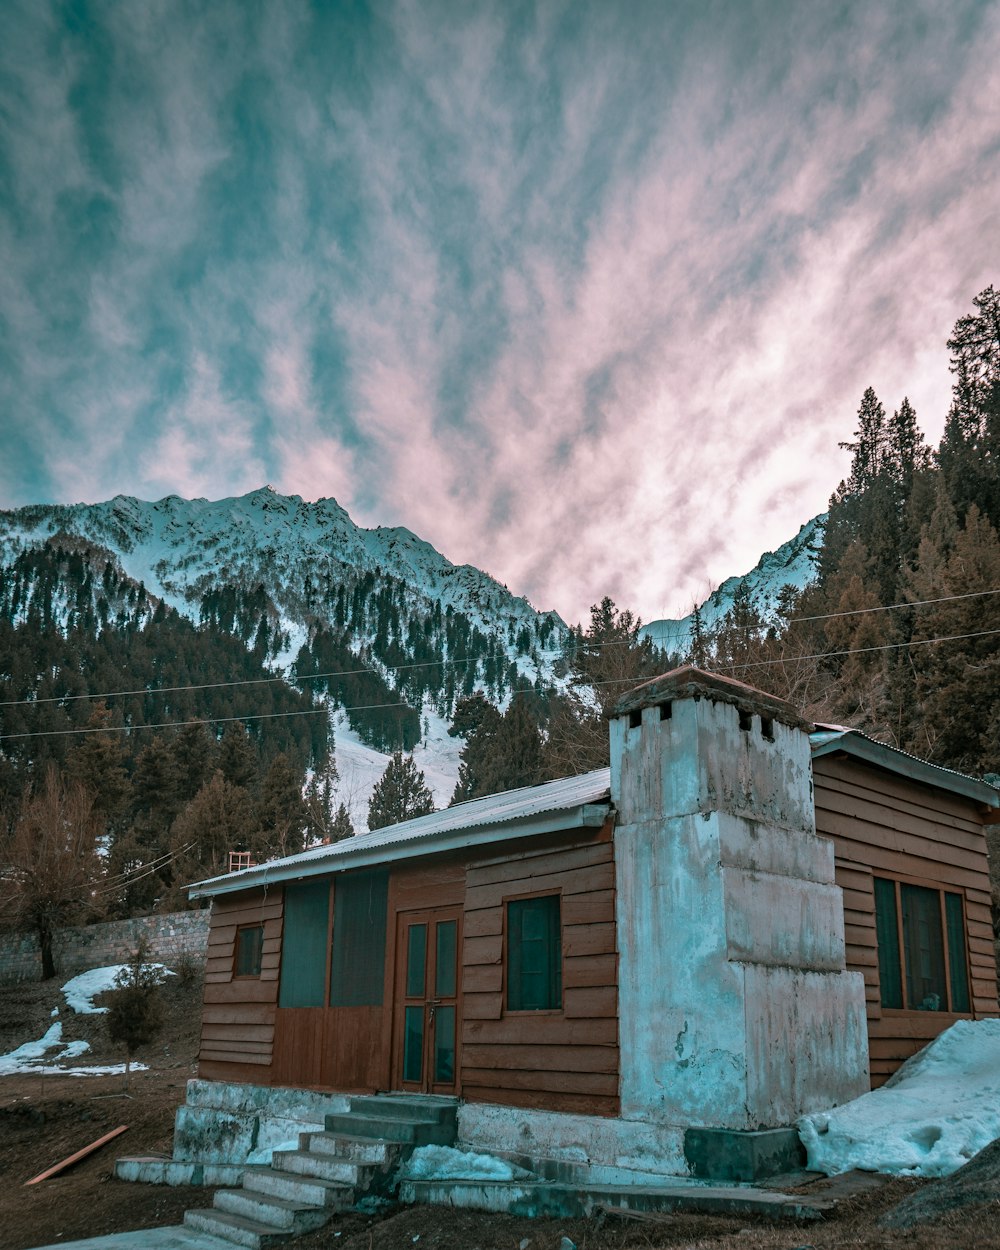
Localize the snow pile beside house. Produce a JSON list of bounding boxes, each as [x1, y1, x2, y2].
[[401, 1145, 536, 1182], [799, 1019, 1000, 1177]]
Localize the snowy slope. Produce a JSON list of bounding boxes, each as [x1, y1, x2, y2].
[[641, 514, 826, 654], [0, 488, 568, 823]]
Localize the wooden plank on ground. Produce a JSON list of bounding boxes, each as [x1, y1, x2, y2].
[[25, 1126, 129, 1185]]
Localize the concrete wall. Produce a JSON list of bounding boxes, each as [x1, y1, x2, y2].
[[0, 909, 211, 983], [611, 677, 870, 1132]]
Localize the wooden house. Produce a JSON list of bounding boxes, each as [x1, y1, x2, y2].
[[188, 668, 998, 1178]]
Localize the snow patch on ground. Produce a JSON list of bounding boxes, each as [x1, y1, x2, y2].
[[401, 1145, 536, 1182], [798, 1019, 1000, 1177], [0, 1019, 129, 1077], [62, 963, 173, 1014], [0, 966, 179, 1077]]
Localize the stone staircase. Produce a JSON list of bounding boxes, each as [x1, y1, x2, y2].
[[183, 1094, 458, 1249]]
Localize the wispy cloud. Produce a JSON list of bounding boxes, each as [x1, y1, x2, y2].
[[1, 0, 998, 623]]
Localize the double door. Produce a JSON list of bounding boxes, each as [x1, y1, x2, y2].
[[393, 908, 461, 1093]]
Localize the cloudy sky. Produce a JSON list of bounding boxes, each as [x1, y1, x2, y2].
[[1, 1, 998, 625]]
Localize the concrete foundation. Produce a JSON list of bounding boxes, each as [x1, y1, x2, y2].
[[683, 1126, 805, 1183], [457, 1101, 688, 1185], [115, 1080, 350, 1185]]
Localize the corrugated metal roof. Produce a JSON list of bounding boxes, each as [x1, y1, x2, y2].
[[189, 768, 612, 898], [810, 726, 1000, 808]]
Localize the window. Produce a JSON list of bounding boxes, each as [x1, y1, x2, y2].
[[873, 876, 970, 1013], [235, 925, 263, 977], [507, 894, 562, 1011], [278, 880, 330, 1008], [329, 869, 388, 1007]]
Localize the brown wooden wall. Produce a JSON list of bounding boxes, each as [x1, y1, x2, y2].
[[813, 754, 999, 1087], [459, 820, 619, 1116], [198, 886, 283, 1084], [196, 835, 620, 1116]]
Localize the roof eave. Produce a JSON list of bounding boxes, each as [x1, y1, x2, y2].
[[188, 802, 612, 900], [811, 734, 1000, 808]]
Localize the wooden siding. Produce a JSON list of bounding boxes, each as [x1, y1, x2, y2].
[[197, 887, 283, 1082], [460, 820, 619, 1117], [814, 754, 999, 1086]]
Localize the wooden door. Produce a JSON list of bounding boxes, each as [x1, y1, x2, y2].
[[393, 908, 462, 1094]]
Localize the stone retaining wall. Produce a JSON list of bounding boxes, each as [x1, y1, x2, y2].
[[0, 909, 211, 983]]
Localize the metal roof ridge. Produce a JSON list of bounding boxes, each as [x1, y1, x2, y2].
[[810, 726, 999, 807]]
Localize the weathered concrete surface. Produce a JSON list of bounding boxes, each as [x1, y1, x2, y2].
[[113, 1158, 245, 1187], [25, 1229, 232, 1250], [611, 675, 870, 1133], [684, 1126, 806, 1182], [456, 1101, 687, 1184], [398, 1176, 835, 1221], [116, 1080, 349, 1185]]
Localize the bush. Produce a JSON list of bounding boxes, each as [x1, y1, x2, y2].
[[106, 937, 165, 1090]]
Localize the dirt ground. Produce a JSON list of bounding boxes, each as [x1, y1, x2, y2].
[[2, 971, 999, 1250]]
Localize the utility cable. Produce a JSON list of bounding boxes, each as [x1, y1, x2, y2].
[[4, 624, 1000, 742], [3, 586, 999, 711]]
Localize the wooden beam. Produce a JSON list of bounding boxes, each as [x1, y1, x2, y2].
[[25, 1125, 129, 1185]]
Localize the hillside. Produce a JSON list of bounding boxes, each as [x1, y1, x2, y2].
[[0, 488, 573, 824]]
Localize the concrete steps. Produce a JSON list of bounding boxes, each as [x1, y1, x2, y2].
[[182, 1093, 458, 1249]]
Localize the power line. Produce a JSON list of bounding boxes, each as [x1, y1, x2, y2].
[[4, 585, 999, 712], [0, 700, 406, 742], [4, 624, 1000, 743], [712, 627, 1000, 672]]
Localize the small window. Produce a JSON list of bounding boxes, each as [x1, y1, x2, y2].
[[738, 709, 752, 732], [760, 716, 774, 741], [873, 876, 971, 1013], [628, 709, 642, 729], [507, 895, 562, 1011], [235, 925, 263, 977]]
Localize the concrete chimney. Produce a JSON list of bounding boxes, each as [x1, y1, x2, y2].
[[610, 667, 869, 1137]]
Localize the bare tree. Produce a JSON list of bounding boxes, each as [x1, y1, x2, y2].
[[0, 767, 102, 979]]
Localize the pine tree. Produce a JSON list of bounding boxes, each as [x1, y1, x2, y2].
[[106, 937, 164, 1091], [939, 286, 1000, 528], [450, 694, 545, 802], [255, 752, 307, 859], [367, 751, 435, 831], [65, 704, 131, 835], [449, 694, 502, 804], [167, 772, 259, 903], [840, 386, 889, 494], [571, 597, 660, 717], [170, 722, 218, 805], [329, 802, 355, 840], [218, 721, 257, 790]]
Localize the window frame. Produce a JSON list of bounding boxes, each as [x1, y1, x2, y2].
[[234, 923, 264, 979], [872, 871, 972, 1016], [503, 890, 564, 1015]]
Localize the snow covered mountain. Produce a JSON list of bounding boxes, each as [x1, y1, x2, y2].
[[0, 487, 570, 824], [0, 488, 825, 826], [0, 487, 560, 647], [641, 514, 826, 654]]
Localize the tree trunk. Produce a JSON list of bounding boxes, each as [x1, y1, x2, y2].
[[38, 921, 56, 980]]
